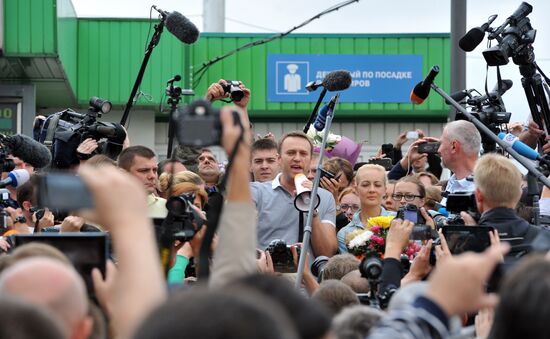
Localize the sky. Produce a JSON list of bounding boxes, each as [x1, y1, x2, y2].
[[70, 0, 550, 125]]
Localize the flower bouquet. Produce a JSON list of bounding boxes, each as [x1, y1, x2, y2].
[[346, 216, 421, 260], [306, 125, 342, 152]]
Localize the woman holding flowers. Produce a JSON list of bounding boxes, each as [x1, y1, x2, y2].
[[337, 164, 394, 253]]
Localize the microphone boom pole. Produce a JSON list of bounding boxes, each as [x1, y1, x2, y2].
[[295, 93, 341, 289], [120, 12, 166, 127], [428, 76, 550, 189]]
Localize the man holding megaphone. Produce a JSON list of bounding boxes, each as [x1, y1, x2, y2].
[[251, 131, 337, 258]]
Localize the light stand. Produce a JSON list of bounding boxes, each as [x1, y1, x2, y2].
[[430, 79, 550, 191], [295, 93, 340, 289]]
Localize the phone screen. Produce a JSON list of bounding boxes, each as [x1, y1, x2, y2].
[[13, 233, 108, 296], [36, 174, 94, 211], [443, 226, 494, 254], [403, 210, 418, 223]]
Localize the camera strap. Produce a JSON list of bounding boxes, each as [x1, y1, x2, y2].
[[43, 113, 61, 150]]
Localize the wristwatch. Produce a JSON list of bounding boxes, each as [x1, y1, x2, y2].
[[311, 209, 319, 218], [14, 215, 27, 224]]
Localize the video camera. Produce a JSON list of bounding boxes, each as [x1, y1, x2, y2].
[[483, 2, 535, 66], [453, 80, 513, 153], [36, 97, 126, 168]]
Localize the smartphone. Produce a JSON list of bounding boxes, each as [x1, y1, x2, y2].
[[35, 174, 94, 211], [12, 233, 108, 296], [381, 143, 394, 161], [367, 158, 393, 171], [406, 131, 419, 139], [417, 142, 440, 154], [442, 226, 494, 255], [319, 168, 336, 180]]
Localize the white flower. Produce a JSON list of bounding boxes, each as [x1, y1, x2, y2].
[[306, 125, 319, 140], [348, 230, 373, 249]]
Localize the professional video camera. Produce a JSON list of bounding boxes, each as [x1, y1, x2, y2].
[[452, 80, 513, 153], [483, 2, 535, 66], [36, 97, 126, 168]]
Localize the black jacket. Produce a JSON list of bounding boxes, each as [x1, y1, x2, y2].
[[478, 207, 533, 239]]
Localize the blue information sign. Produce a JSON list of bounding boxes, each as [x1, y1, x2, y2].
[[267, 54, 423, 103]]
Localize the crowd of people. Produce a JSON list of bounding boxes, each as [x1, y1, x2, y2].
[[1, 79, 550, 339]]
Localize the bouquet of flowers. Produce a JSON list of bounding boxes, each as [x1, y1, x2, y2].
[[306, 125, 342, 152], [346, 216, 421, 260]]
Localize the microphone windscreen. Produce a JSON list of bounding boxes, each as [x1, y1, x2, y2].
[[166, 11, 200, 44], [8, 134, 52, 168], [322, 70, 352, 91], [459, 27, 485, 52]]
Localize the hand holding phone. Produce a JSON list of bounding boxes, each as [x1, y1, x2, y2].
[[406, 131, 419, 139]]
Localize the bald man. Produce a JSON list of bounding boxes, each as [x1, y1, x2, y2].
[[0, 257, 93, 339]]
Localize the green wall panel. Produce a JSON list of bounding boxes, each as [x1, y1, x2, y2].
[[53, 16, 449, 120], [3, 0, 56, 55], [56, 0, 77, 93]]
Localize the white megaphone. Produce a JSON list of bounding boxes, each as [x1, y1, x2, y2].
[[293, 173, 320, 212]]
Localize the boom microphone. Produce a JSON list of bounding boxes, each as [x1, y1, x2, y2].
[[153, 6, 199, 44], [410, 66, 440, 104], [4, 134, 52, 168], [322, 70, 352, 92], [306, 70, 352, 92], [0, 169, 30, 188]]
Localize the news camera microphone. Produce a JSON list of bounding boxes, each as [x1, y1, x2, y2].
[[467, 79, 513, 106], [313, 96, 338, 131], [3, 134, 52, 168], [0, 169, 30, 188], [410, 66, 440, 104], [459, 14, 498, 52], [152, 5, 199, 44], [498, 132, 541, 161]]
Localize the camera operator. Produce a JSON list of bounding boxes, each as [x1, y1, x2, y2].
[[459, 153, 545, 246]]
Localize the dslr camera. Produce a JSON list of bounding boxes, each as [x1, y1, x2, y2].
[[173, 99, 241, 148], [222, 80, 244, 102], [266, 239, 300, 273], [396, 204, 425, 225], [163, 193, 204, 242]]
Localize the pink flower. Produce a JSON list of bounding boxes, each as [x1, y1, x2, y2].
[[371, 226, 381, 234], [371, 236, 384, 246]]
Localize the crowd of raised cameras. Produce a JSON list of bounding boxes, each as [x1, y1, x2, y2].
[[1, 67, 550, 339]]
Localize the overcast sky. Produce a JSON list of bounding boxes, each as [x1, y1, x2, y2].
[[70, 0, 550, 124]]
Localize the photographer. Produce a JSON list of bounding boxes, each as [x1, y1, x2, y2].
[[460, 154, 544, 246], [206, 79, 251, 112]]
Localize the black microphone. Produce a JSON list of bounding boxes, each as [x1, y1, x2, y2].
[[153, 6, 199, 44], [306, 70, 352, 92], [4, 134, 52, 168], [459, 14, 498, 52], [323, 70, 352, 91], [445, 89, 472, 105], [410, 66, 440, 104], [459, 27, 485, 52]]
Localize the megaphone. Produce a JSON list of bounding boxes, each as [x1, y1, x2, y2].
[[293, 173, 320, 212]]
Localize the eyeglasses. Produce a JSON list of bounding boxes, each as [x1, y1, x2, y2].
[[337, 204, 360, 212], [391, 193, 423, 202]]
